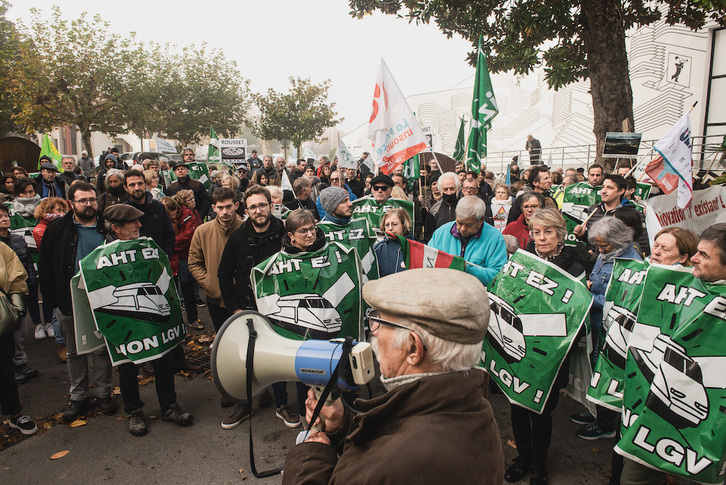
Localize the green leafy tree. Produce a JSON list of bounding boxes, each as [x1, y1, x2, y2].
[[247, 77, 342, 157], [0, 1, 22, 136], [10, 7, 145, 157], [349, 0, 725, 162], [129, 43, 250, 148]]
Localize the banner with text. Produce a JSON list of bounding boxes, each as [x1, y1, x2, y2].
[[252, 242, 364, 341], [351, 196, 414, 237], [78, 238, 186, 366], [615, 264, 726, 484], [587, 259, 649, 411], [480, 250, 593, 413]]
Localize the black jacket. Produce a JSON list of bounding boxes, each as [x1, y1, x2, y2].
[[38, 211, 105, 315], [166, 177, 211, 220], [217, 216, 286, 313], [125, 193, 175, 257], [285, 196, 320, 220]]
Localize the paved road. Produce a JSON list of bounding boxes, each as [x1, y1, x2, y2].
[[1, 306, 612, 484]]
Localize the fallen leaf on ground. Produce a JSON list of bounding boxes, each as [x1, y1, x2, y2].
[[111, 387, 121, 396], [138, 377, 154, 386], [50, 450, 69, 460], [69, 419, 87, 428], [507, 440, 517, 449]]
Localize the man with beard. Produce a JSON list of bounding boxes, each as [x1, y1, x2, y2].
[[122, 170, 175, 257], [315, 171, 357, 219], [217, 186, 301, 430], [59, 156, 86, 186], [166, 151, 211, 219], [188, 188, 243, 332], [282, 268, 504, 484], [38, 182, 117, 423]]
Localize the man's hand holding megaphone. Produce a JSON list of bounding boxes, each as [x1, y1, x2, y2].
[[303, 388, 345, 445]]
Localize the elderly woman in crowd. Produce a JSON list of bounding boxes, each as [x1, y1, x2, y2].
[[503, 192, 544, 249], [649, 227, 699, 266], [98, 169, 125, 215], [505, 208, 585, 485], [144, 169, 165, 200], [374, 208, 415, 277], [266, 185, 289, 219]]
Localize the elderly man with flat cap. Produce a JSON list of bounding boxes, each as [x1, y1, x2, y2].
[[282, 268, 504, 484], [103, 204, 194, 437]]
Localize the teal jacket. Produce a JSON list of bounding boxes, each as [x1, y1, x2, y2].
[[428, 221, 507, 287]]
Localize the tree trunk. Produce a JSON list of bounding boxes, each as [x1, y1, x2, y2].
[[81, 128, 93, 159], [580, 0, 634, 171]]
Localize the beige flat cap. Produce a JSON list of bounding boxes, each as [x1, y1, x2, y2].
[[363, 268, 489, 344]]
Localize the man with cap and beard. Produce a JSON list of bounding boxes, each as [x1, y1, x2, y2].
[[282, 268, 504, 484], [103, 204, 193, 436]]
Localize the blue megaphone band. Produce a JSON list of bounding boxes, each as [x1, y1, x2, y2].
[[295, 340, 357, 390]]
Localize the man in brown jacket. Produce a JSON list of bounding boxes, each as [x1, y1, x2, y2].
[[283, 268, 505, 484], [188, 188, 242, 331]]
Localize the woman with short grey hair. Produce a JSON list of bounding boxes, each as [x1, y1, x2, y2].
[[573, 216, 642, 442]]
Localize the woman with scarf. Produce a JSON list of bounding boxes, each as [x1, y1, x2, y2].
[[374, 208, 417, 277], [98, 169, 126, 215], [505, 209, 585, 485], [12, 178, 41, 222]]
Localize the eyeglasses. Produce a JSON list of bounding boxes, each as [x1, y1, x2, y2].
[[372, 185, 390, 192], [295, 226, 316, 236], [462, 186, 478, 192], [183, 153, 194, 157], [74, 198, 98, 205], [247, 203, 269, 212], [531, 229, 556, 238], [330, 177, 340, 182], [522, 204, 540, 210], [367, 310, 428, 350]]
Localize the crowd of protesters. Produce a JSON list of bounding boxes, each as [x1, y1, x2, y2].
[[1, 148, 723, 485]]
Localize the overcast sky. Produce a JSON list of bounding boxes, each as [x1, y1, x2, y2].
[[9, 1, 476, 133]]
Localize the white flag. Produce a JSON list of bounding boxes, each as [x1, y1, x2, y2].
[[154, 136, 177, 154], [367, 59, 429, 174], [652, 113, 693, 209], [303, 147, 316, 160], [336, 134, 357, 170], [281, 169, 293, 192]]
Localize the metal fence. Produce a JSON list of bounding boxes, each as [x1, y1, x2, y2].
[[483, 134, 725, 174]]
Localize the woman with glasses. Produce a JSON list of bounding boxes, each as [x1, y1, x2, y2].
[[504, 208, 585, 485], [503, 192, 544, 249], [374, 208, 416, 277]]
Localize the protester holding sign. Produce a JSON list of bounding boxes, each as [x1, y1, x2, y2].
[[504, 209, 586, 484], [617, 224, 726, 485], [101, 204, 193, 436], [352, 174, 415, 235]]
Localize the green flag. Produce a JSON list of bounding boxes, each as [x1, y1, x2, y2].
[[78, 238, 186, 366], [208, 126, 220, 165], [402, 153, 420, 194], [38, 133, 63, 171], [480, 250, 593, 413], [453, 116, 466, 161], [466, 37, 498, 173], [615, 264, 726, 484]]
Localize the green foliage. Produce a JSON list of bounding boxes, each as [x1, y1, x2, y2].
[[349, 0, 725, 90], [247, 77, 342, 157], [0, 1, 20, 136], [9, 6, 249, 155]]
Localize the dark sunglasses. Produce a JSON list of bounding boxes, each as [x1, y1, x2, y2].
[[372, 185, 390, 192]]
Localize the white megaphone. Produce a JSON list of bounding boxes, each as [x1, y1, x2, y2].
[[212, 311, 375, 403]]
